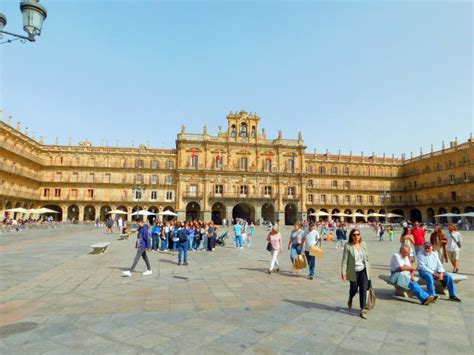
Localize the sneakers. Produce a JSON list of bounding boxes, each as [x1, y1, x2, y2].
[[450, 296, 462, 302], [360, 310, 368, 319], [422, 295, 435, 305], [142, 270, 153, 276], [267, 269, 272, 274], [183, 262, 189, 266], [122, 270, 132, 277], [307, 276, 313, 280]]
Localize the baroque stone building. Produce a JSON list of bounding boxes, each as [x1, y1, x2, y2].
[[1, 111, 473, 224]]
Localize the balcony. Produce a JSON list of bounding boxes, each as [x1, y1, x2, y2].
[[283, 194, 301, 201], [0, 141, 43, 164], [209, 191, 277, 200], [1, 163, 41, 181], [182, 191, 203, 199]]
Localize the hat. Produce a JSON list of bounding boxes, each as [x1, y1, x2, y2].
[[423, 242, 432, 247]]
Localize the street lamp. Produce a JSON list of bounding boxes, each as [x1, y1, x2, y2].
[[380, 191, 391, 223], [132, 185, 146, 221], [0, 0, 47, 44]]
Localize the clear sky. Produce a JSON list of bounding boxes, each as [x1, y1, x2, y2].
[[1, 0, 472, 157]]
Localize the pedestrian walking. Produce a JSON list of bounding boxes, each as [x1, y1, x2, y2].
[[234, 222, 243, 249], [446, 224, 462, 273], [123, 220, 152, 276], [288, 223, 304, 273], [266, 226, 282, 273], [302, 222, 320, 280], [341, 229, 371, 319], [430, 224, 448, 263], [177, 223, 189, 265], [151, 223, 161, 251]]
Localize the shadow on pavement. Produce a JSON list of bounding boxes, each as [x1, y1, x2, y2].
[[282, 299, 353, 315]]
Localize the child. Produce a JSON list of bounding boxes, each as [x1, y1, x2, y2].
[[388, 226, 394, 241]]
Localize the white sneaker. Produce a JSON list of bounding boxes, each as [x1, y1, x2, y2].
[[142, 270, 153, 276], [122, 270, 132, 277]]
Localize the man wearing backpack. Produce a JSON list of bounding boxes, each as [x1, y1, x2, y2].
[[177, 222, 189, 265]]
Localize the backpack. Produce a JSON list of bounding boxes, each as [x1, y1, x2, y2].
[[178, 229, 188, 243]]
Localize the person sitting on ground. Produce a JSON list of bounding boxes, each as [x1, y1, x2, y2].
[[122, 224, 131, 240], [417, 242, 461, 302], [390, 246, 434, 305]]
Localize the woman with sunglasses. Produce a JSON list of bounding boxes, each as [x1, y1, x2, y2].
[[341, 229, 371, 319]]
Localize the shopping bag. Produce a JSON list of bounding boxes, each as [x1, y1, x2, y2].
[[365, 280, 376, 310], [266, 242, 272, 252], [309, 245, 324, 257], [293, 254, 307, 269]]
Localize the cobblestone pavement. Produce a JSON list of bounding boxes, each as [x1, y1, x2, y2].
[[0, 226, 473, 354]]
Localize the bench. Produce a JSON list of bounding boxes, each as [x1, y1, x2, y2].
[[379, 273, 468, 298], [91, 242, 111, 254]]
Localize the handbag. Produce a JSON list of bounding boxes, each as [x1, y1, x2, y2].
[[293, 254, 307, 269], [365, 280, 376, 310], [309, 245, 324, 257], [266, 242, 272, 252]]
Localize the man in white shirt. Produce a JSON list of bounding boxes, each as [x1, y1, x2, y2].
[[446, 224, 462, 273], [390, 246, 434, 305], [302, 223, 321, 280]]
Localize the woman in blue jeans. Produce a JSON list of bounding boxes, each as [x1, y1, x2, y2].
[[288, 223, 304, 273]]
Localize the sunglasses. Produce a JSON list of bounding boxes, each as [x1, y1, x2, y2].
[[353, 233, 360, 236]]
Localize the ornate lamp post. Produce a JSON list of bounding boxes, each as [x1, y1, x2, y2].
[[380, 191, 391, 223], [0, 0, 47, 44], [132, 185, 146, 221]]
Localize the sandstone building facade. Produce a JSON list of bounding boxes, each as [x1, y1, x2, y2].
[[1, 111, 473, 224]]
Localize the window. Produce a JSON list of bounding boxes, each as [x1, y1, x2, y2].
[[448, 160, 453, 168], [70, 189, 77, 199], [135, 190, 142, 200], [54, 189, 61, 197], [331, 167, 338, 174], [415, 195, 419, 202], [166, 191, 173, 200], [320, 166, 326, 175], [438, 176, 442, 185], [151, 175, 158, 184], [60, 157, 63, 165], [55, 172, 62, 182], [87, 189, 93, 198], [414, 181, 417, 189], [307, 179, 313, 187], [88, 173, 94, 183], [307, 194, 314, 203], [240, 185, 248, 195], [288, 187, 295, 196], [135, 159, 144, 169], [343, 167, 350, 175], [240, 157, 248, 170], [264, 186, 272, 195], [167, 160, 174, 169], [167, 175, 174, 184], [251, 126, 256, 138], [368, 196, 374, 203], [332, 195, 339, 203], [72, 172, 78, 182], [344, 195, 350, 203], [191, 155, 199, 168], [215, 155, 223, 168], [151, 160, 159, 169], [88, 158, 95, 167], [332, 180, 338, 188], [464, 172, 469, 182], [122, 159, 127, 168], [321, 194, 326, 203], [306, 165, 313, 173], [231, 125, 237, 138], [265, 159, 272, 172], [391, 196, 395, 203], [215, 185, 223, 194], [137, 174, 143, 184], [189, 185, 197, 195], [343, 180, 350, 189], [356, 195, 362, 203], [103, 173, 110, 183], [451, 191, 457, 201], [449, 175, 455, 183], [240, 123, 247, 137], [151, 191, 157, 200], [436, 163, 441, 171], [288, 158, 295, 172], [399, 196, 403, 203], [44, 188, 50, 197]]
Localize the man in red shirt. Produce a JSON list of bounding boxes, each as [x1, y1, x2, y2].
[[412, 221, 426, 255]]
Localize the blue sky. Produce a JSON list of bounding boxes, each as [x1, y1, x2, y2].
[[1, 0, 472, 156]]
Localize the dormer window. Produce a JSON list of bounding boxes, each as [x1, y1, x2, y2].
[[240, 123, 248, 137], [251, 126, 256, 137], [231, 125, 237, 138]]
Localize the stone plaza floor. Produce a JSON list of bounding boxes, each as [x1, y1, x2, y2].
[[0, 225, 473, 354]]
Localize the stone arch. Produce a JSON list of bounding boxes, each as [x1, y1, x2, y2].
[[355, 209, 366, 223], [367, 209, 376, 222], [147, 206, 159, 224], [410, 208, 422, 223], [307, 208, 316, 222], [450, 206, 461, 223], [131, 205, 144, 220], [437, 207, 448, 224], [344, 209, 352, 222], [285, 203, 298, 225], [116, 205, 128, 221], [84, 205, 96, 221], [331, 208, 340, 222], [211, 202, 226, 224], [379, 208, 386, 223], [261, 203, 275, 224], [100, 205, 112, 222], [232, 203, 255, 223], [464, 206, 474, 213], [162, 206, 176, 221], [42, 204, 63, 221], [319, 208, 329, 221], [68, 205, 79, 221], [186, 202, 200, 221]]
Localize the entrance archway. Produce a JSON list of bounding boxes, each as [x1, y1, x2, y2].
[[319, 208, 329, 221], [450, 206, 461, 223], [344, 209, 352, 223], [131, 205, 144, 221], [42, 205, 63, 221], [84, 205, 96, 221], [390, 209, 404, 223], [355, 209, 365, 223], [410, 208, 422, 223], [232, 203, 254, 223], [116, 205, 128, 221], [427, 208, 435, 224], [285, 203, 298, 225], [261, 203, 275, 224], [186, 202, 200, 221], [307, 208, 315, 222], [331, 208, 340, 222], [68, 205, 79, 221], [437, 207, 447, 224], [211, 202, 225, 224], [148, 206, 159, 224], [100, 205, 112, 221]]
